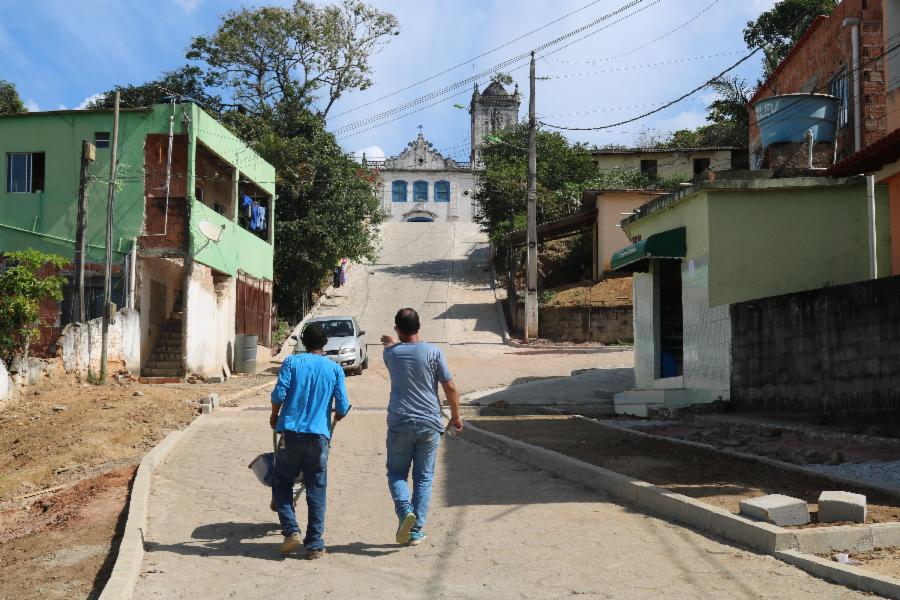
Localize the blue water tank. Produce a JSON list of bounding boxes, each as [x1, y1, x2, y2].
[[753, 93, 841, 151]]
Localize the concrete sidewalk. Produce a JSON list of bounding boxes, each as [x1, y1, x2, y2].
[[133, 409, 868, 599]]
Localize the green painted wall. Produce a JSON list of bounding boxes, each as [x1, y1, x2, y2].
[[622, 192, 710, 259], [620, 180, 892, 309], [0, 107, 184, 262], [708, 183, 891, 306], [191, 105, 275, 196], [189, 200, 273, 280], [0, 104, 275, 281]]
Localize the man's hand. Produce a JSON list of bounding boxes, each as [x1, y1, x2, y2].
[[334, 411, 346, 422], [381, 334, 397, 347], [270, 404, 280, 430], [448, 415, 464, 434]]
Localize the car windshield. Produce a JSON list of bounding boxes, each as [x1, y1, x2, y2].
[[312, 320, 354, 338]]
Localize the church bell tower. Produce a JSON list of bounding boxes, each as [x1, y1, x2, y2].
[[469, 79, 521, 169]]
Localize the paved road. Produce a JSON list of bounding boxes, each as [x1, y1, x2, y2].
[[133, 223, 867, 599]]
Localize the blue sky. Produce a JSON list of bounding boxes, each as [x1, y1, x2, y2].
[[1, 0, 777, 161]]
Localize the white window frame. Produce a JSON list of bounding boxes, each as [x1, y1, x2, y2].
[[7, 153, 32, 193]]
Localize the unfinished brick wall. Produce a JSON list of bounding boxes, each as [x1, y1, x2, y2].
[[749, 1, 885, 165], [731, 275, 900, 418], [141, 133, 189, 251]]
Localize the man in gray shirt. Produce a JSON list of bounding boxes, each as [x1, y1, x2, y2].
[[381, 307, 462, 546]]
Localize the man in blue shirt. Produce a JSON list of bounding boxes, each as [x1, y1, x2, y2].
[[381, 308, 462, 546], [270, 323, 350, 558]]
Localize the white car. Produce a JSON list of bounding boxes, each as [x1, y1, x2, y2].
[[293, 316, 368, 375]]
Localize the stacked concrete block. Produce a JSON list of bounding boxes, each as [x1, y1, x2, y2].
[[199, 393, 220, 414], [818, 491, 867, 524], [740, 494, 811, 526]]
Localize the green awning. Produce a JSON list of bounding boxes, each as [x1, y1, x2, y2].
[[610, 227, 686, 272]]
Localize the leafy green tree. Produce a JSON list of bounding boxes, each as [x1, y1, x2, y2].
[[744, 0, 838, 78], [0, 80, 26, 114], [0, 250, 67, 364], [86, 66, 223, 112], [188, 0, 399, 116], [224, 98, 382, 317], [474, 123, 597, 245]]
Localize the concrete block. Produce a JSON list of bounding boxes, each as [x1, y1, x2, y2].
[[794, 525, 874, 554], [206, 376, 224, 384], [873, 523, 900, 549], [709, 511, 786, 553], [818, 491, 866, 524], [200, 401, 212, 414], [740, 494, 810, 527], [205, 393, 220, 409]]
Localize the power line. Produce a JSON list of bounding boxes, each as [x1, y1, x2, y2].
[[539, 49, 763, 131], [541, 50, 745, 80], [329, 0, 611, 121], [333, 0, 662, 136]]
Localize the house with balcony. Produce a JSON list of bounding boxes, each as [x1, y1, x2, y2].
[[0, 102, 275, 381]]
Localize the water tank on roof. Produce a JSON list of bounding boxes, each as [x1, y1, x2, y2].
[[753, 93, 840, 151]]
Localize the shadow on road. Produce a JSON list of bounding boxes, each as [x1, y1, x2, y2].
[[143, 521, 402, 561]]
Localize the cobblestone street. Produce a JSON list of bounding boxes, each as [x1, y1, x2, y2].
[[133, 224, 869, 599]]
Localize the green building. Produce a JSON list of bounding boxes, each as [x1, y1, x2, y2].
[[0, 103, 276, 380], [609, 175, 891, 416]]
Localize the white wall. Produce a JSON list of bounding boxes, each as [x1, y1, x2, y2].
[[184, 262, 236, 376], [681, 255, 731, 397], [632, 271, 657, 388], [60, 308, 141, 376], [380, 170, 477, 223]]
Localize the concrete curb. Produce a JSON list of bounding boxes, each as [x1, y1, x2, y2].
[[99, 380, 273, 600], [775, 550, 900, 599], [98, 425, 188, 600], [462, 421, 794, 554], [587, 417, 900, 499], [464, 419, 900, 598]]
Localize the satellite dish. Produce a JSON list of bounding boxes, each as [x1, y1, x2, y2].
[[198, 220, 226, 243]]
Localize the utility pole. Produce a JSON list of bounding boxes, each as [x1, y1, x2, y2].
[[73, 140, 95, 324], [507, 210, 517, 331], [100, 92, 120, 384], [525, 51, 539, 340]]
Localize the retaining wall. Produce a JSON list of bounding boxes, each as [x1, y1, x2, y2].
[[731, 274, 900, 416], [513, 302, 632, 343]]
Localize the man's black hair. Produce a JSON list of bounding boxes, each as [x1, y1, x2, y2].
[[301, 323, 328, 351], [394, 307, 420, 336]]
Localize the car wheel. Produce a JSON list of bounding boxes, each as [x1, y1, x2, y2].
[[361, 352, 369, 370]]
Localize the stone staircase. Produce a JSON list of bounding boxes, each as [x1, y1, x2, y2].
[[141, 308, 184, 381]]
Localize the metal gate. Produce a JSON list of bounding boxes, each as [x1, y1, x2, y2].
[[236, 272, 272, 347]]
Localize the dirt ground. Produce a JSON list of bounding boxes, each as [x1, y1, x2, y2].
[[844, 547, 900, 580], [631, 417, 900, 466], [0, 373, 273, 600], [543, 277, 633, 307], [470, 416, 900, 525]]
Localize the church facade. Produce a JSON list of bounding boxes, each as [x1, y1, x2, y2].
[[371, 80, 520, 223]]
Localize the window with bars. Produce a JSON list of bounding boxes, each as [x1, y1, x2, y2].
[[434, 180, 450, 202], [640, 159, 657, 180], [391, 180, 407, 202], [413, 180, 428, 202], [829, 70, 849, 128]]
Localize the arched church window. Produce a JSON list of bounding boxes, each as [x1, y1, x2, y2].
[[434, 181, 450, 202], [392, 180, 407, 202], [413, 180, 428, 202]]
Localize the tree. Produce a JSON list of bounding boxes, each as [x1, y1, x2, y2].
[[0, 80, 26, 114], [744, 0, 838, 78], [0, 250, 67, 364], [474, 123, 597, 245], [223, 98, 383, 317], [86, 66, 223, 112], [638, 76, 752, 150], [188, 0, 399, 116]]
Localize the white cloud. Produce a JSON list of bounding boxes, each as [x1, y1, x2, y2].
[[173, 0, 201, 14], [76, 93, 104, 109], [651, 110, 709, 133], [25, 98, 39, 112], [354, 145, 386, 162]]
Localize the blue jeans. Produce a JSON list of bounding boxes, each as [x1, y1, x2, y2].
[[272, 432, 329, 550], [386, 422, 441, 531]]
